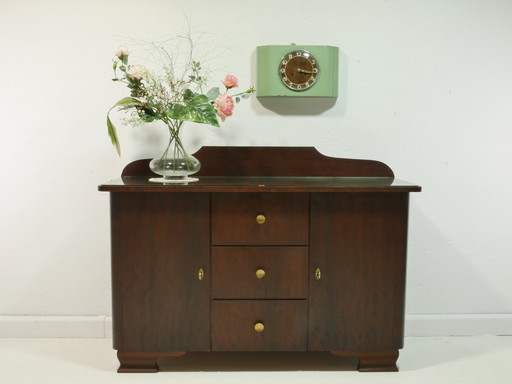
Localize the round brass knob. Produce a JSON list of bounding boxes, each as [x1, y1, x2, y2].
[[256, 214, 266, 224], [256, 269, 266, 279], [254, 322, 265, 332]]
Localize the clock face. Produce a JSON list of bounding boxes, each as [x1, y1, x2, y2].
[[278, 50, 319, 91]]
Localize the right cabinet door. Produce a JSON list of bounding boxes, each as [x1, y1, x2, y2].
[[309, 193, 410, 351]]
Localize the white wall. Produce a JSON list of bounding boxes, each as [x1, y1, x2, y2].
[[1, 0, 511, 336]]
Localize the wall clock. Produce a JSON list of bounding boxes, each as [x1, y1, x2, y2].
[[278, 49, 319, 91], [257, 45, 339, 98]]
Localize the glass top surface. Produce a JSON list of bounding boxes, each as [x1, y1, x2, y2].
[[99, 176, 421, 191]]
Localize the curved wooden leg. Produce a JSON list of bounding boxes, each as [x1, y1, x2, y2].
[[330, 349, 399, 372], [117, 351, 186, 373]]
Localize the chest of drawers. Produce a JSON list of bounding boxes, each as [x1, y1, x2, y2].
[[211, 193, 309, 352], [99, 146, 421, 373]]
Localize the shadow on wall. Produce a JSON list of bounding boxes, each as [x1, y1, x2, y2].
[[257, 97, 337, 115]]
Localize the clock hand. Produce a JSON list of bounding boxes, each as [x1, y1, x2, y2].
[[297, 68, 315, 74]]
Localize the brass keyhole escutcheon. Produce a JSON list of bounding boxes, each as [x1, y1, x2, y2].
[[256, 269, 266, 279], [198, 268, 205, 281], [254, 322, 265, 332], [256, 214, 266, 224], [315, 267, 321, 281]]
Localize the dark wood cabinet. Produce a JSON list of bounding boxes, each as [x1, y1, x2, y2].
[[99, 147, 421, 373]]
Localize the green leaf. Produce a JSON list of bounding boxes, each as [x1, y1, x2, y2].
[[183, 89, 195, 102], [106, 97, 143, 156], [166, 93, 220, 127], [206, 87, 220, 101], [106, 114, 121, 156], [138, 109, 157, 122], [235, 97, 241, 103], [113, 97, 142, 108]]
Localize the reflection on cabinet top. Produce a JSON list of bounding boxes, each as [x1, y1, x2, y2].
[[98, 146, 421, 193]]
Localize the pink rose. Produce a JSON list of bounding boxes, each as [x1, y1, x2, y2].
[[223, 74, 239, 89], [215, 94, 235, 121]]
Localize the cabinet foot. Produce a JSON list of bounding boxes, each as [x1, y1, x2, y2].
[[117, 351, 186, 373], [330, 349, 399, 372]]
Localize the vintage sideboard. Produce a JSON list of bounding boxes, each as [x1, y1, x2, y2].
[[99, 146, 421, 372]]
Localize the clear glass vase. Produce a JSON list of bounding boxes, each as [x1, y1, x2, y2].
[[149, 126, 200, 183]]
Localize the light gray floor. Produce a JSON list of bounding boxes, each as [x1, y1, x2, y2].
[[1, 336, 510, 383]]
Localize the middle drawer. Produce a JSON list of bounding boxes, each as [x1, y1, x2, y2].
[[212, 246, 309, 299]]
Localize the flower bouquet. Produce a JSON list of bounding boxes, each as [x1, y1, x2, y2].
[[107, 42, 254, 182]]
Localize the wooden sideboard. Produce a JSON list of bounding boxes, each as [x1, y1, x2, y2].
[[99, 146, 421, 373]]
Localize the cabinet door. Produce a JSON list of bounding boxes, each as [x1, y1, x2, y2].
[[309, 193, 409, 351], [111, 192, 210, 351]]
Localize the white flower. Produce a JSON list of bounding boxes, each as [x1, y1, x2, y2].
[[116, 46, 130, 59], [127, 65, 148, 80]]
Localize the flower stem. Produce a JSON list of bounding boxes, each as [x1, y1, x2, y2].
[[158, 119, 194, 173]]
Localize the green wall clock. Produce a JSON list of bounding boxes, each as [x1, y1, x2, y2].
[[256, 45, 339, 98]]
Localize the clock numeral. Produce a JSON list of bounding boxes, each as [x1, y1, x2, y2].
[[313, 68, 318, 73], [280, 68, 285, 73], [297, 84, 302, 89], [288, 54, 293, 59], [282, 59, 288, 65]]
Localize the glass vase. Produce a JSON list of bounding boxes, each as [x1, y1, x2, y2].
[[149, 129, 200, 183]]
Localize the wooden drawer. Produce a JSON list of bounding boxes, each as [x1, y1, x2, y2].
[[212, 246, 308, 299], [211, 193, 309, 245], [211, 300, 307, 351]]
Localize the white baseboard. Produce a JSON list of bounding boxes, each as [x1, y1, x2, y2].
[[0, 314, 510, 338], [0, 316, 112, 338]]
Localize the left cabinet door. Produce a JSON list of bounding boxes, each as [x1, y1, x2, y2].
[[110, 192, 210, 352]]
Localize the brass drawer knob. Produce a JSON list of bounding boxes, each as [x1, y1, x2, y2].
[[315, 267, 321, 281], [254, 322, 265, 332], [256, 214, 266, 224], [256, 269, 266, 279]]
